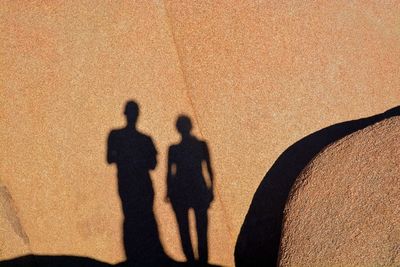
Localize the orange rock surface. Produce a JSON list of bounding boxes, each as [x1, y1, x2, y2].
[[1, 1, 399, 266]]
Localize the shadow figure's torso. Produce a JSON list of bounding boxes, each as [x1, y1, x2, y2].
[[109, 128, 156, 210]]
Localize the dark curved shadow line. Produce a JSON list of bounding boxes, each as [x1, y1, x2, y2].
[[0, 254, 223, 267], [0, 254, 111, 267], [235, 106, 400, 267]]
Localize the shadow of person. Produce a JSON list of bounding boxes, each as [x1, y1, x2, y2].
[[107, 100, 167, 266], [235, 105, 400, 266], [0, 105, 222, 267], [165, 115, 214, 266]]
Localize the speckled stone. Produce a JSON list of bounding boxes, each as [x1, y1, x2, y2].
[[1, 1, 399, 266], [279, 116, 400, 266]]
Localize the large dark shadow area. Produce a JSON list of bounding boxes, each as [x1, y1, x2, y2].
[[235, 106, 400, 267], [0, 255, 111, 267], [0, 254, 219, 267]]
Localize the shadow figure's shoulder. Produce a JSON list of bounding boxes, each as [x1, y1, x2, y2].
[[199, 139, 209, 148], [137, 131, 154, 143], [108, 127, 126, 137]]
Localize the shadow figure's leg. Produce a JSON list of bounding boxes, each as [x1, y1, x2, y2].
[[195, 207, 209, 264], [123, 217, 142, 261], [174, 205, 195, 262]]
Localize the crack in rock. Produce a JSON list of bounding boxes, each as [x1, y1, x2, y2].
[[0, 185, 30, 245]]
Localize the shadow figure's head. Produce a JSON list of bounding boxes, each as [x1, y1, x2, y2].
[[124, 100, 139, 126], [176, 115, 192, 136]]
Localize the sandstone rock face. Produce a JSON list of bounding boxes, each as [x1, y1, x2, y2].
[[1, 1, 399, 266], [279, 116, 400, 266], [0, 185, 30, 259]]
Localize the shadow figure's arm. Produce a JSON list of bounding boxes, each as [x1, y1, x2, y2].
[[107, 132, 117, 164], [147, 138, 157, 170], [204, 142, 214, 190]]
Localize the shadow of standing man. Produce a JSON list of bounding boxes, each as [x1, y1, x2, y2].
[[107, 100, 167, 266], [166, 115, 214, 266]]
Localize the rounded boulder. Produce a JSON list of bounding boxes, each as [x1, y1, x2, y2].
[[279, 116, 400, 266]]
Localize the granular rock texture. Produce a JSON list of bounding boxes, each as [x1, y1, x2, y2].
[[279, 116, 400, 266], [1, 1, 399, 266], [0, 185, 30, 259]]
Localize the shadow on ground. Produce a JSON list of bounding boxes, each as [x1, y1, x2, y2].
[[0, 103, 220, 267], [235, 106, 400, 267], [0, 254, 222, 267]]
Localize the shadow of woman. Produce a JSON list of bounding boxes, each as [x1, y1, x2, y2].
[[165, 115, 214, 265], [107, 100, 168, 266]]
